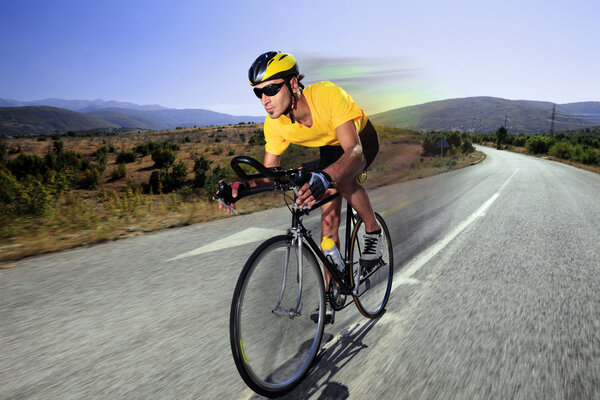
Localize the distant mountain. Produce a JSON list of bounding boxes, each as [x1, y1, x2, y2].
[[86, 108, 263, 130], [0, 106, 119, 135], [0, 98, 264, 134], [371, 97, 600, 134], [85, 109, 170, 130], [0, 98, 167, 112]]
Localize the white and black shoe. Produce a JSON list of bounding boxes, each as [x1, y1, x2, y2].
[[360, 230, 383, 268]]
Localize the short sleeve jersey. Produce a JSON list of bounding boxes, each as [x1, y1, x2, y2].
[[263, 81, 369, 155]]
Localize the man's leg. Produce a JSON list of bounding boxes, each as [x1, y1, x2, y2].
[[337, 178, 383, 267], [336, 179, 380, 233], [320, 194, 342, 290]]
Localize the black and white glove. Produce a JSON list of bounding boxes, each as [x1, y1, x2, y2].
[[307, 171, 332, 201], [213, 180, 249, 204]]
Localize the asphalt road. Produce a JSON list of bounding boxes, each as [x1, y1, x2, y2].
[[2, 146, 600, 399]]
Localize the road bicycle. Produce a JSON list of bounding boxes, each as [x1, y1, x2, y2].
[[217, 155, 393, 398]]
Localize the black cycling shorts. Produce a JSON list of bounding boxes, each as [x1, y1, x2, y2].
[[317, 119, 379, 171]]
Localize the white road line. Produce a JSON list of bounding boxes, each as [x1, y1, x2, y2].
[[393, 169, 519, 289], [167, 227, 282, 261]]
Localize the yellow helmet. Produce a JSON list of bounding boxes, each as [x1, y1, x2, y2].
[[248, 51, 299, 86]]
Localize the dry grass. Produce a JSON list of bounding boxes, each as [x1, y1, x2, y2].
[[1, 127, 484, 263]]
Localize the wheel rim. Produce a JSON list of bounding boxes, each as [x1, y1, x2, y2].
[[349, 216, 393, 317], [231, 238, 325, 394]]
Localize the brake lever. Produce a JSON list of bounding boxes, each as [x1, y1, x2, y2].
[[216, 198, 239, 215]]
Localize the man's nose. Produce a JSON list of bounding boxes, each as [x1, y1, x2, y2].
[[261, 93, 270, 104]]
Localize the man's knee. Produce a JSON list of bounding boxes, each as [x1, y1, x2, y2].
[[336, 177, 361, 197], [322, 211, 341, 231]]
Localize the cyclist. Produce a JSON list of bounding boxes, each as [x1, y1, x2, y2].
[[218, 51, 382, 287]]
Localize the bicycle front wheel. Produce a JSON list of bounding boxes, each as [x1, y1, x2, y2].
[[348, 212, 393, 318], [230, 235, 326, 398]]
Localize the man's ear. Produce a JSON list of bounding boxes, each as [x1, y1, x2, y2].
[[290, 76, 299, 93]]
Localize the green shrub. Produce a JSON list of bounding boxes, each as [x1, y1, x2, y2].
[[169, 160, 188, 190], [134, 143, 150, 157], [7, 153, 47, 179], [147, 161, 188, 193], [461, 138, 475, 154], [110, 164, 127, 181], [151, 148, 176, 168], [78, 168, 101, 189], [248, 133, 266, 146], [212, 146, 223, 155], [525, 136, 551, 154], [0, 171, 51, 216], [116, 150, 136, 164], [549, 141, 573, 159], [421, 132, 442, 156], [572, 145, 600, 165], [148, 169, 168, 194]]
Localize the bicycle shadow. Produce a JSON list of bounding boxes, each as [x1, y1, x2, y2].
[[271, 309, 386, 399]]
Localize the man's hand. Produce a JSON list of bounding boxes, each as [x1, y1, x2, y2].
[[296, 172, 332, 209], [214, 180, 248, 214]]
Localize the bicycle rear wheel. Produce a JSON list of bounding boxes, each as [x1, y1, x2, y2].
[[348, 213, 393, 318], [230, 235, 326, 398]]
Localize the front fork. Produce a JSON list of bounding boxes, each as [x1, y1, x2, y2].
[[271, 225, 333, 323], [272, 227, 304, 318]]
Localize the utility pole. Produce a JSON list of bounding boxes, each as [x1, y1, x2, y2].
[[550, 104, 556, 135]]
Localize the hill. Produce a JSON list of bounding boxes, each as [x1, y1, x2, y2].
[[86, 107, 263, 130], [0, 106, 119, 135], [0, 98, 264, 133], [0, 98, 167, 112], [371, 97, 600, 134]]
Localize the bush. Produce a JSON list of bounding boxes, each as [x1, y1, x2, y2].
[[169, 160, 188, 190], [134, 143, 150, 157], [116, 150, 136, 164], [461, 138, 475, 154], [248, 133, 266, 146], [0, 171, 51, 216], [572, 145, 600, 165], [147, 161, 188, 193], [7, 153, 47, 179], [549, 141, 573, 159], [526, 136, 552, 154], [151, 148, 176, 168], [193, 156, 212, 188], [212, 146, 223, 155], [421, 132, 442, 156], [110, 164, 127, 181], [148, 169, 168, 194], [78, 168, 101, 189]]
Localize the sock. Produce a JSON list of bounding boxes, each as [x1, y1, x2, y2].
[[366, 229, 381, 235]]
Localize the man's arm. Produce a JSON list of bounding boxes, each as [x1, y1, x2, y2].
[[322, 120, 366, 185], [296, 120, 365, 208]]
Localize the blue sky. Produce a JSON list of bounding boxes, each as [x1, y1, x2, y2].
[[1, 0, 598, 116]]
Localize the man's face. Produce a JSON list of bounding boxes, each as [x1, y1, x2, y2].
[[253, 79, 290, 119]]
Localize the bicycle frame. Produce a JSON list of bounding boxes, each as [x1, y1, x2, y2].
[[286, 192, 360, 297]]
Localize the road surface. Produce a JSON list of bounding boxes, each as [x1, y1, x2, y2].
[[2, 146, 600, 399]]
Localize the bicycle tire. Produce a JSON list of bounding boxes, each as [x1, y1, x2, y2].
[[230, 235, 326, 398], [348, 213, 393, 318]]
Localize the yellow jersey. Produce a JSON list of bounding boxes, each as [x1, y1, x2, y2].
[[263, 81, 368, 155]]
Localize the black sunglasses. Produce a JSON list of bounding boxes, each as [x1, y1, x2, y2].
[[253, 82, 286, 98]]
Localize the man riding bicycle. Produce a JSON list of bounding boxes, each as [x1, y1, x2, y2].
[[218, 51, 383, 288]]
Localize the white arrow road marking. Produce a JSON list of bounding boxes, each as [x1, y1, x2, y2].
[[168, 227, 282, 261]]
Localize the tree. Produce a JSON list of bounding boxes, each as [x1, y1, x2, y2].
[[496, 126, 508, 149]]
